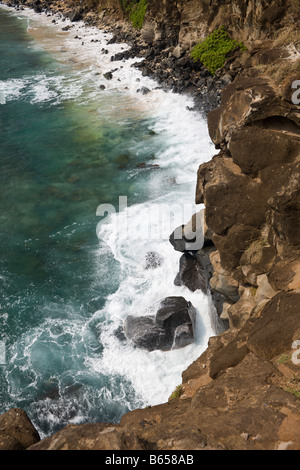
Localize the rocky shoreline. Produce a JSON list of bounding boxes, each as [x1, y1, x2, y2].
[[1, 0, 300, 451], [2, 0, 236, 114]]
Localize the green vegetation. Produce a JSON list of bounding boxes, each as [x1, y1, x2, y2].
[[254, 57, 300, 86], [244, 236, 269, 254], [249, 286, 257, 297], [119, 0, 148, 29], [277, 353, 291, 364], [129, 0, 148, 29], [169, 384, 183, 401], [286, 388, 300, 398], [190, 27, 247, 75]]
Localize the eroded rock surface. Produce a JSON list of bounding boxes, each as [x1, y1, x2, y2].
[[0, 408, 40, 450]]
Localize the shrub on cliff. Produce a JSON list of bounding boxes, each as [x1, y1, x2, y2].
[[119, 0, 148, 29], [191, 27, 247, 75]]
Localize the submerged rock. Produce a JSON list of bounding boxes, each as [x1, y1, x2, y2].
[[137, 86, 151, 95], [123, 296, 196, 352]]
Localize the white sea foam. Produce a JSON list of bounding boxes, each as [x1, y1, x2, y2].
[[0, 77, 27, 104]]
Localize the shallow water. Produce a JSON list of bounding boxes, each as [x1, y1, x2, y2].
[[0, 5, 217, 438]]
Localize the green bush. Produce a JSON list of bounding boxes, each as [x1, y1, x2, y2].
[[129, 0, 148, 29], [169, 385, 183, 401], [190, 27, 247, 75], [119, 0, 148, 30]]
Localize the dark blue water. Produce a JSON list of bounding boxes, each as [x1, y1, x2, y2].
[[0, 5, 216, 438]]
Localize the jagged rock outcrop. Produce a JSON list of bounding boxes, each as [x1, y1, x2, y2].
[[0, 408, 40, 450], [123, 297, 196, 351], [196, 50, 300, 317]]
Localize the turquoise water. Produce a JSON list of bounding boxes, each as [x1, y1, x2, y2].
[[0, 6, 216, 438]]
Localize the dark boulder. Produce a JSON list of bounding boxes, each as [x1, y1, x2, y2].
[[33, 1, 42, 13], [174, 246, 216, 293], [123, 297, 196, 351], [103, 71, 113, 80], [174, 253, 207, 292], [68, 7, 82, 23], [123, 315, 166, 351], [137, 86, 151, 95]]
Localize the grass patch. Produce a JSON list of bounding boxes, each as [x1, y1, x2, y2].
[[277, 354, 291, 364], [244, 237, 269, 255], [119, 0, 148, 29], [250, 286, 257, 297], [254, 57, 300, 86], [286, 388, 300, 398], [190, 27, 247, 75], [169, 385, 183, 401]]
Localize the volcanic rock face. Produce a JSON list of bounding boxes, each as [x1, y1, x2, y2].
[[143, 0, 297, 50], [198, 62, 300, 311]]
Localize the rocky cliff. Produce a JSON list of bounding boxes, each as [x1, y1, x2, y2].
[[1, 0, 300, 451]]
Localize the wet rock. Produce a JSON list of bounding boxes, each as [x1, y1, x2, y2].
[[33, 0, 42, 13], [68, 7, 82, 23], [173, 323, 194, 349], [174, 253, 208, 293], [123, 297, 196, 351], [111, 50, 133, 62], [113, 325, 127, 342], [123, 315, 166, 351], [107, 35, 117, 45], [137, 86, 151, 95], [103, 71, 113, 80]]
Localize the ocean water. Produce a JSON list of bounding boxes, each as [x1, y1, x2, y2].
[[0, 5, 218, 438]]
